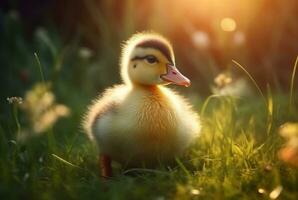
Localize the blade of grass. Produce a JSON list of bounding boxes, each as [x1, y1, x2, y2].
[[289, 55, 298, 112], [0, 125, 8, 154], [200, 94, 221, 116], [51, 154, 106, 179], [175, 157, 191, 178], [12, 104, 21, 139], [232, 60, 267, 106], [51, 153, 81, 169], [122, 168, 169, 176], [34, 52, 45, 83], [266, 84, 273, 136]]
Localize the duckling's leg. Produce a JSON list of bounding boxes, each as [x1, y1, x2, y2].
[[99, 154, 112, 177]]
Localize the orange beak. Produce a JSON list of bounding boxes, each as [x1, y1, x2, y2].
[[160, 64, 191, 87]]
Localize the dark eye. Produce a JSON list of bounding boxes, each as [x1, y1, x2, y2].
[[145, 55, 158, 64]]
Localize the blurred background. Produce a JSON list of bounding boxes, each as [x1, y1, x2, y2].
[[0, 0, 297, 117]]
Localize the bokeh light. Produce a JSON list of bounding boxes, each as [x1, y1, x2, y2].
[[220, 17, 237, 32], [192, 31, 210, 49]]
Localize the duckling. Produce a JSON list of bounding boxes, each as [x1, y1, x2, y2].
[[83, 32, 201, 177]]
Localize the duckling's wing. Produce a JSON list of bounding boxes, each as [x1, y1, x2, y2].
[[82, 84, 128, 140]]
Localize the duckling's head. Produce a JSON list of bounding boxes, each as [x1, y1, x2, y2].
[[120, 32, 190, 87]]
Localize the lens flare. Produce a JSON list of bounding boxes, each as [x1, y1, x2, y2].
[[220, 17, 237, 32]]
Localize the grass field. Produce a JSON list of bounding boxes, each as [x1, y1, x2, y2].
[[0, 1, 298, 199]]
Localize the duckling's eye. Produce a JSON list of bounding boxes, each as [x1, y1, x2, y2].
[[145, 55, 158, 64]]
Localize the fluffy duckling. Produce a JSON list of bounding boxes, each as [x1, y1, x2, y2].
[[83, 32, 201, 177]]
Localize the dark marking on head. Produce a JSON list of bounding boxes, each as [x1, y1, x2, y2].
[[131, 56, 147, 61], [136, 39, 174, 64], [131, 55, 159, 64], [133, 64, 137, 68]]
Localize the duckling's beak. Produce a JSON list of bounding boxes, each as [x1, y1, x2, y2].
[[161, 64, 191, 87]]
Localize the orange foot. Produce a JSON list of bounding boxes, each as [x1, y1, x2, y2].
[[99, 154, 112, 178]]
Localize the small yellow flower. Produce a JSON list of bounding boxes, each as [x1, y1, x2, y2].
[[279, 146, 298, 167], [20, 82, 70, 137], [33, 104, 70, 133], [278, 123, 298, 167], [279, 123, 298, 138]]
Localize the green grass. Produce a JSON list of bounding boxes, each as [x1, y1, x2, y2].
[[1, 87, 297, 199]]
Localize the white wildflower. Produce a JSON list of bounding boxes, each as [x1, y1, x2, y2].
[[7, 97, 23, 105], [212, 73, 253, 97]]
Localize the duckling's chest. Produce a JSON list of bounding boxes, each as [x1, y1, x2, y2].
[[117, 89, 177, 134]]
